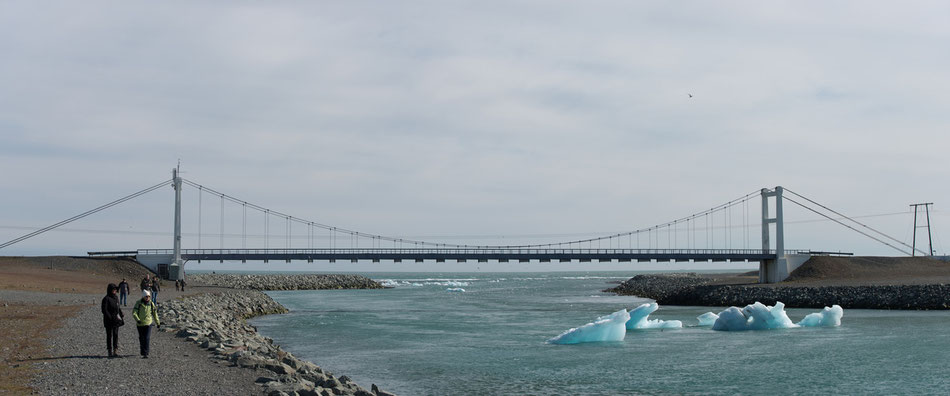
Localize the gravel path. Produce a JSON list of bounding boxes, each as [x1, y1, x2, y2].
[[27, 290, 272, 395]]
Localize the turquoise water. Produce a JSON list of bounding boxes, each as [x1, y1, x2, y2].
[[249, 272, 950, 395]]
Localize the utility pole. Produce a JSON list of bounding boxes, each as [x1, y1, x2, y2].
[[909, 202, 934, 256]]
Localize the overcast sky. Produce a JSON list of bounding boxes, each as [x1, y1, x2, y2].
[[1, 1, 947, 271]]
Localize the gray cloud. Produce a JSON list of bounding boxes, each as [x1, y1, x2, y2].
[[1, 1, 948, 261]]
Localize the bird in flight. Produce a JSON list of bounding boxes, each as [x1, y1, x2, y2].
[[688, 93, 693, 98]]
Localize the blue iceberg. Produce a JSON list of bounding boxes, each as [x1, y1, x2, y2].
[[797, 305, 844, 327], [548, 309, 630, 344], [709, 302, 844, 331], [696, 312, 719, 326], [626, 303, 683, 329]]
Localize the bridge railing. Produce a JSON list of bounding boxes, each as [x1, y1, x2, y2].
[[133, 248, 809, 256]]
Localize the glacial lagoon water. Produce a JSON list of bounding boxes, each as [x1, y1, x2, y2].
[[249, 272, 950, 395]]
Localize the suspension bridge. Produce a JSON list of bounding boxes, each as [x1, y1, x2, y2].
[[1, 167, 933, 284]]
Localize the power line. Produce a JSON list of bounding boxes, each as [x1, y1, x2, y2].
[[784, 188, 925, 255], [783, 195, 910, 255]]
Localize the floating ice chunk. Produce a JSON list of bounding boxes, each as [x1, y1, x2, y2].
[[626, 303, 682, 329], [627, 303, 657, 328], [697, 312, 719, 326], [548, 309, 630, 344], [712, 307, 751, 331], [446, 288, 465, 292], [797, 305, 844, 327], [712, 302, 798, 331]]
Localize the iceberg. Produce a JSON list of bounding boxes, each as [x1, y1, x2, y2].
[[548, 309, 630, 344], [797, 305, 844, 327], [626, 303, 683, 329], [697, 312, 719, 326], [712, 302, 796, 331], [712, 302, 844, 331]]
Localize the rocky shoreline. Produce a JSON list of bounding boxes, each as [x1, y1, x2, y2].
[[159, 290, 395, 396], [189, 273, 385, 291], [606, 273, 950, 310]]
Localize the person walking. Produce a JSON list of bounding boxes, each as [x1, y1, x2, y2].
[[140, 275, 151, 292], [101, 283, 124, 358], [150, 276, 161, 303], [180, 278, 186, 292], [118, 278, 129, 306], [175, 279, 180, 292], [132, 290, 160, 358]]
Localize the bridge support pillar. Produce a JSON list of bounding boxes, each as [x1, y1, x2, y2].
[[760, 186, 785, 283], [761, 253, 810, 283], [168, 166, 185, 281], [759, 258, 787, 283]]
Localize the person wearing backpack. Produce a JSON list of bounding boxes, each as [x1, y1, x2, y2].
[[132, 289, 160, 358], [101, 283, 124, 358]]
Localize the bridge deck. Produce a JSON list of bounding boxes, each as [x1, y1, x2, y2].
[[90, 248, 803, 263]]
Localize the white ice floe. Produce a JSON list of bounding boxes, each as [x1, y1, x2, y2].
[[383, 279, 467, 287], [696, 312, 719, 326], [710, 302, 844, 331], [426, 281, 470, 287], [626, 303, 683, 329], [446, 288, 465, 292], [797, 305, 844, 327], [548, 309, 630, 344], [379, 279, 397, 287]]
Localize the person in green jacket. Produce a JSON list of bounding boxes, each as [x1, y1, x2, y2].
[[132, 289, 160, 358]]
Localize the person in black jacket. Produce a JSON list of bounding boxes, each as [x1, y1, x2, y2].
[[150, 276, 161, 303], [118, 279, 129, 306], [101, 283, 124, 358]]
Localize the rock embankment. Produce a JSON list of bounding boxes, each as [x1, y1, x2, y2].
[[159, 291, 395, 396], [605, 273, 712, 302], [189, 274, 384, 291], [606, 274, 950, 310]]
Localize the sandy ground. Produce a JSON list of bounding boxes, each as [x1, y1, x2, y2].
[[0, 256, 151, 294], [0, 257, 178, 393], [696, 256, 950, 287], [779, 255, 950, 286], [1, 257, 152, 393]]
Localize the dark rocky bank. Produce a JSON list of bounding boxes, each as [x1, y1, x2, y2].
[[189, 273, 385, 291], [606, 273, 950, 310]]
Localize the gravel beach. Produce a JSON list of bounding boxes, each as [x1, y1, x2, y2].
[[0, 257, 391, 395], [28, 289, 274, 395]]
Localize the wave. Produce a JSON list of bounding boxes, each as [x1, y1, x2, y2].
[[378, 279, 470, 287]]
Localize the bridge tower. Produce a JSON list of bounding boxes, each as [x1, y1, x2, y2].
[[760, 186, 787, 283], [168, 166, 184, 281]]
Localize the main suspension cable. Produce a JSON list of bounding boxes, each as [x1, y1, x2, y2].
[[0, 179, 173, 250], [784, 188, 924, 254], [783, 195, 910, 255], [182, 178, 762, 249]]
